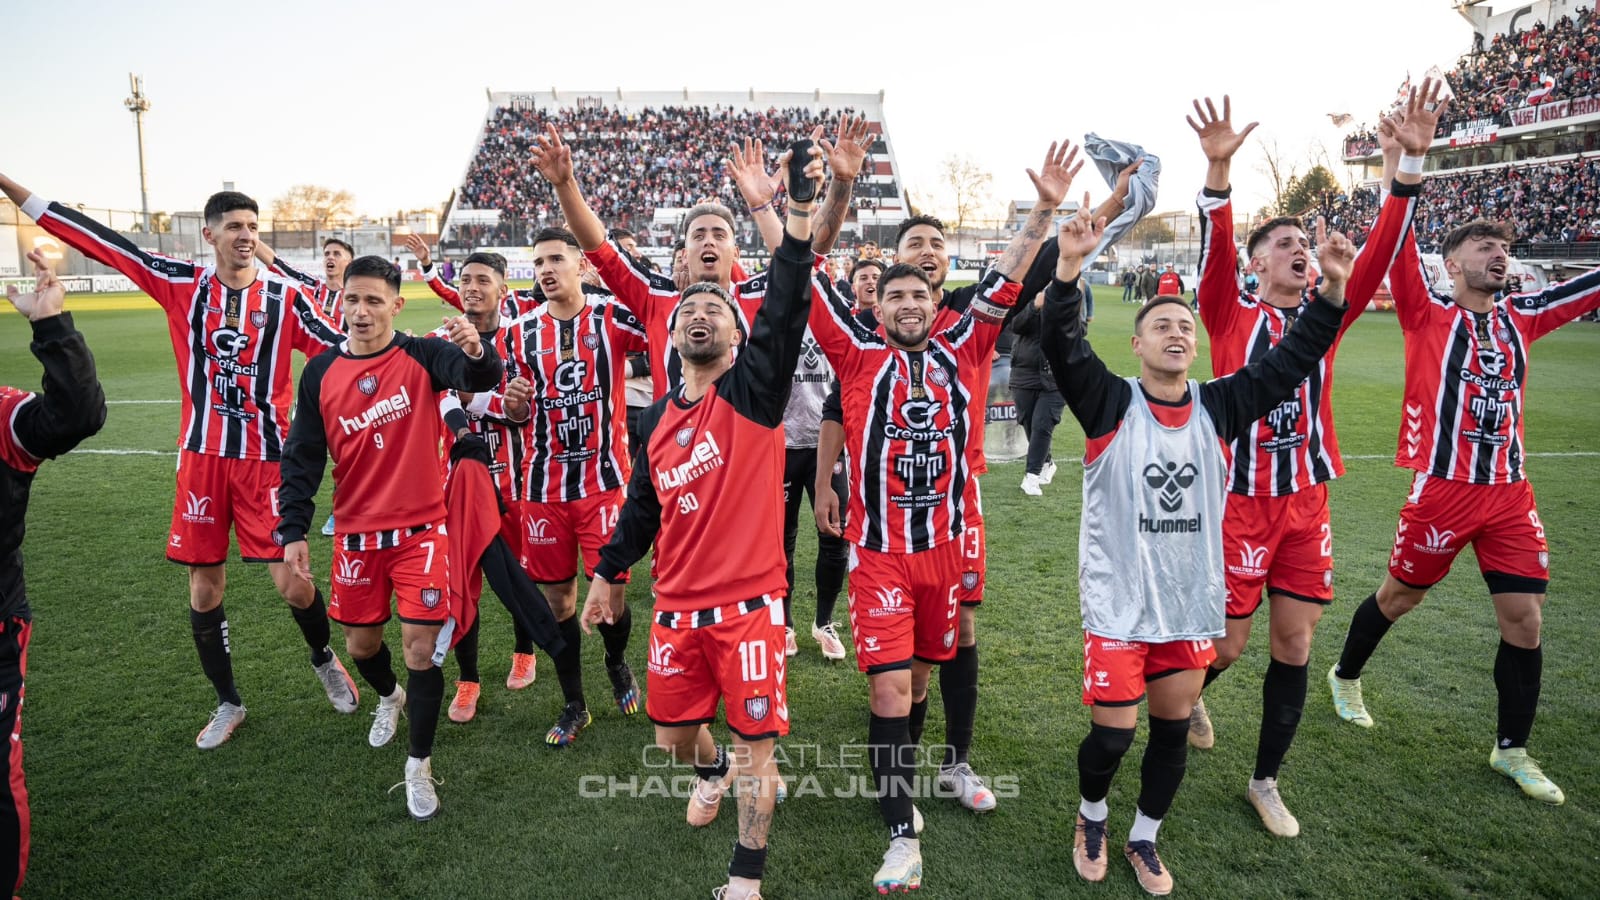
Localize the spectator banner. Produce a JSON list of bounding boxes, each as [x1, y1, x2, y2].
[[1508, 93, 1600, 127], [1448, 118, 1500, 147]]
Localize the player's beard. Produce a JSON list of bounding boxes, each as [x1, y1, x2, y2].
[[1464, 264, 1508, 295], [679, 338, 729, 366], [885, 319, 930, 348]]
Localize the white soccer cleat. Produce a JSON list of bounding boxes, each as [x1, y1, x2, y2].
[[1327, 665, 1375, 727], [873, 837, 923, 893], [1247, 776, 1301, 837], [400, 755, 441, 820], [313, 652, 360, 714], [369, 686, 407, 748], [195, 702, 247, 750], [1020, 473, 1043, 496], [938, 762, 997, 813], [811, 622, 847, 660]]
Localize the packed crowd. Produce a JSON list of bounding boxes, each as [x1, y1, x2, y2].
[[455, 103, 892, 246], [1317, 154, 1600, 249], [1344, 6, 1599, 155]]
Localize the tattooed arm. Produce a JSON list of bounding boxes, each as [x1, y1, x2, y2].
[[992, 139, 1083, 280]]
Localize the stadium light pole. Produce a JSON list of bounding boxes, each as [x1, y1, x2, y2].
[[124, 73, 152, 232]]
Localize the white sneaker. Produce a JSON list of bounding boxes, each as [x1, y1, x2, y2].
[[369, 686, 407, 748], [400, 755, 441, 820], [1020, 473, 1043, 496], [784, 627, 798, 658], [938, 761, 998, 812], [313, 652, 360, 714], [810, 622, 847, 660], [873, 837, 923, 893], [195, 702, 247, 749], [1247, 776, 1300, 837], [1039, 459, 1058, 485]]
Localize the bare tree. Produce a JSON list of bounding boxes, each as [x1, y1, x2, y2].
[[270, 185, 356, 230], [1255, 137, 1297, 217], [937, 154, 993, 232]]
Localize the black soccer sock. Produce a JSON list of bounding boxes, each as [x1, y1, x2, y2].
[[406, 666, 445, 759], [940, 643, 979, 768], [597, 604, 632, 669], [907, 696, 930, 746], [815, 533, 848, 627], [1077, 722, 1135, 803], [554, 616, 585, 706], [868, 714, 917, 840], [290, 590, 333, 666], [728, 841, 769, 880], [1254, 659, 1308, 780], [1494, 640, 1542, 750], [695, 745, 730, 782], [1335, 593, 1396, 679], [512, 615, 536, 656], [190, 605, 241, 706], [454, 618, 481, 684], [1202, 664, 1224, 690], [1137, 715, 1191, 821], [353, 642, 399, 698]]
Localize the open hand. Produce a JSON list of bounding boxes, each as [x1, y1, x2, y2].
[[1187, 95, 1258, 163]]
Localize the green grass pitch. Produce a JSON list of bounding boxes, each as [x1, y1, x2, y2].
[[2, 285, 1598, 898]]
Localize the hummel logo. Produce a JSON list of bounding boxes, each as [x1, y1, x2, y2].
[[1143, 461, 1199, 513]]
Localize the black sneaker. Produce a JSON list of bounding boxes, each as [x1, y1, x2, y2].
[[607, 661, 641, 716], [545, 702, 591, 748]]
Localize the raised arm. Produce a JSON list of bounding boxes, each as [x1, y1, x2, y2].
[[406, 233, 464, 311], [992, 140, 1083, 280], [1039, 209, 1131, 437], [810, 114, 871, 255], [529, 124, 607, 251], [1189, 95, 1259, 339], [727, 136, 787, 254], [0, 172, 194, 306], [4, 251, 106, 460]]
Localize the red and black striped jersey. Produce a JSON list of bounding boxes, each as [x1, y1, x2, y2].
[[594, 233, 814, 613], [276, 334, 503, 543], [586, 240, 770, 400], [1196, 183, 1419, 496], [811, 269, 1020, 553], [421, 263, 536, 319], [22, 196, 343, 461], [428, 320, 529, 501], [502, 296, 647, 502], [1388, 234, 1600, 484]]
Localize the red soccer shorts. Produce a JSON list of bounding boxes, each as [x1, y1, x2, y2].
[[1387, 473, 1549, 589], [328, 523, 451, 627], [645, 599, 791, 741], [1081, 632, 1217, 707], [519, 489, 625, 584], [846, 540, 965, 673], [167, 449, 283, 566], [956, 479, 986, 606], [1223, 483, 1334, 617]]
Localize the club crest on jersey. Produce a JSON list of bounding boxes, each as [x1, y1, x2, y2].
[[1539, 551, 1549, 569], [1497, 326, 1512, 342], [250, 310, 268, 328], [582, 333, 599, 350], [745, 696, 770, 721], [943, 628, 955, 649], [961, 572, 979, 591], [676, 426, 695, 447], [357, 374, 379, 396], [927, 366, 950, 388], [421, 588, 442, 609]]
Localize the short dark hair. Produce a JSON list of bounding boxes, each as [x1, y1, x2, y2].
[[672, 237, 687, 253], [895, 215, 947, 248], [344, 255, 401, 292], [203, 191, 258, 226], [681, 203, 736, 237], [607, 227, 635, 243], [1441, 219, 1516, 257], [678, 281, 737, 315], [852, 257, 886, 279], [533, 226, 582, 251], [461, 251, 507, 278], [1133, 296, 1194, 333], [321, 237, 354, 256], [878, 262, 933, 294], [1245, 216, 1305, 258]]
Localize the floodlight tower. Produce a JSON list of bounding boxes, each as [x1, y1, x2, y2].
[[124, 73, 152, 231]]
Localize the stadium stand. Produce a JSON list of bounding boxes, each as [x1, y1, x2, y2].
[[441, 90, 907, 254]]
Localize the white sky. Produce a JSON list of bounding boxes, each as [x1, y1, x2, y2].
[[2, 0, 1474, 221]]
